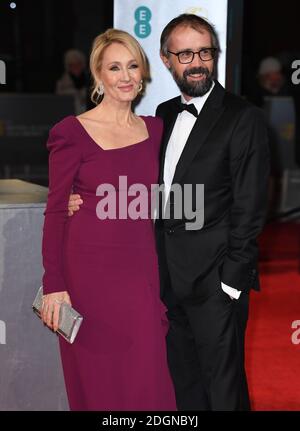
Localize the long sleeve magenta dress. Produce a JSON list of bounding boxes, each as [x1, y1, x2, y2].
[[42, 115, 176, 411]]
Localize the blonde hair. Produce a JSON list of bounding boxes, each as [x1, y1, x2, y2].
[[90, 28, 150, 104]]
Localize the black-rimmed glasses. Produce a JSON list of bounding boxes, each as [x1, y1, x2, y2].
[[167, 48, 217, 64]]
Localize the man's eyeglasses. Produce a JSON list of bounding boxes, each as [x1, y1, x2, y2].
[[167, 48, 217, 64]]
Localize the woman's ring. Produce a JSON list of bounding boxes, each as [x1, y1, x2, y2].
[[54, 299, 63, 304]]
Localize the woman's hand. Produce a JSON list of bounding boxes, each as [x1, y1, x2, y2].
[[41, 291, 71, 332]]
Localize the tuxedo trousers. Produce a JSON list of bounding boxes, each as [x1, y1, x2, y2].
[[163, 283, 251, 411]]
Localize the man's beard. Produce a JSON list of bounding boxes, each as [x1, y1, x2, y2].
[[171, 66, 214, 97]]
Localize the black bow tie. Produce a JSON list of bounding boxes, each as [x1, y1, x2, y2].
[[175, 102, 198, 118]]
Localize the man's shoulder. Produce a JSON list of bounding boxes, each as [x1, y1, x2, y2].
[[222, 90, 268, 133], [156, 96, 181, 117], [223, 89, 263, 117]]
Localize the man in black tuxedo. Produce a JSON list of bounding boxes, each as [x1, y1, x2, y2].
[[154, 14, 269, 411], [67, 14, 269, 411]]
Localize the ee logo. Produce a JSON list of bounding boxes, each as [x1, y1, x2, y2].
[[134, 6, 151, 38]]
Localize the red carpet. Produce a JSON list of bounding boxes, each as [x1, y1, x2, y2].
[[246, 222, 300, 410]]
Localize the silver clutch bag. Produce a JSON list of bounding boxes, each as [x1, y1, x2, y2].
[[32, 286, 83, 344]]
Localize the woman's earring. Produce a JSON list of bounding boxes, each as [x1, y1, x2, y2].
[[138, 80, 143, 93], [97, 82, 104, 96]]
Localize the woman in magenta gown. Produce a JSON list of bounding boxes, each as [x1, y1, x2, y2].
[[41, 29, 176, 411]]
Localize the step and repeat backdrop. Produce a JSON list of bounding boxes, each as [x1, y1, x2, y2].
[[114, 0, 228, 115]]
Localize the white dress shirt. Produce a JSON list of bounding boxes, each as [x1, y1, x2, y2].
[[163, 82, 241, 300]]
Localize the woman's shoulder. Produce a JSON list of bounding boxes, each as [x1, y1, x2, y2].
[[140, 116, 164, 151], [141, 115, 163, 125], [49, 115, 76, 136], [46, 116, 82, 153], [141, 115, 163, 133]]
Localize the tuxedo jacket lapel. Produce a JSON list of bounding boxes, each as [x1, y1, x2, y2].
[[172, 81, 225, 185]]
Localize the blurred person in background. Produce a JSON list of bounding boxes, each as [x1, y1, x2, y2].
[[258, 56, 288, 97], [257, 57, 300, 213], [249, 56, 291, 108], [56, 49, 88, 114]]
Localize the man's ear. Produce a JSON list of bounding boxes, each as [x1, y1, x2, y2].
[[160, 51, 171, 70]]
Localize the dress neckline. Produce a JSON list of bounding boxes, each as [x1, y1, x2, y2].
[[71, 115, 150, 152]]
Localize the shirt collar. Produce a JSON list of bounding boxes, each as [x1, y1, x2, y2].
[[181, 81, 215, 115]]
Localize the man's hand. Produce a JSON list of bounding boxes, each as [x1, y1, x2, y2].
[[68, 194, 83, 216]]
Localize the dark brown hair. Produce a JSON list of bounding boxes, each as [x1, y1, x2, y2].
[[160, 14, 220, 57]]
